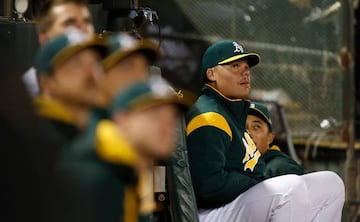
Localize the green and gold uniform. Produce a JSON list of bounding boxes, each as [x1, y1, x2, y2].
[[186, 84, 265, 209], [34, 96, 80, 146], [248, 102, 304, 179], [59, 109, 154, 222]]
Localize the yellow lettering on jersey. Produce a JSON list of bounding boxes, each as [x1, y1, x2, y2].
[[242, 132, 261, 172]]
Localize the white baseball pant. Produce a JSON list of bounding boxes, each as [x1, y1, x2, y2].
[[198, 171, 344, 222]]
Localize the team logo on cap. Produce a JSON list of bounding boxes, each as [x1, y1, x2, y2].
[[65, 27, 89, 45], [149, 74, 175, 98], [117, 34, 137, 50], [232, 42, 244, 53]]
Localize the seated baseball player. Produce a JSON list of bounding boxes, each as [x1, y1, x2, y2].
[[186, 40, 345, 222], [34, 27, 108, 148], [59, 78, 193, 222], [56, 33, 163, 221], [246, 101, 304, 178], [33, 27, 108, 221]]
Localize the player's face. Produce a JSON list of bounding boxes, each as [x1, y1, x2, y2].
[[246, 114, 274, 154], [125, 104, 179, 159], [46, 48, 103, 107], [210, 60, 251, 99], [98, 53, 149, 106], [44, 3, 94, 42]]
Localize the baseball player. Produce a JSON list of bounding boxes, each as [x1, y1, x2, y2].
[[58, 78, 193, 222], [31, 27, 108, 221], [246, 101, 304, 178], [186, 40, 345, 221], [23, 0, 95, 97], [57, 33, 160, 221], [34, 27, 107, 144]]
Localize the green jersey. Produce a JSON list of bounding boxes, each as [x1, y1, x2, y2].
[[186, 84, 265, 209], [58, 109, 152, 222]]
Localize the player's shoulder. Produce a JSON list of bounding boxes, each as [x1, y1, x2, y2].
[[186, 93, 224, 120], [263, 148, 289, 160], [186, 111, 231, 140]]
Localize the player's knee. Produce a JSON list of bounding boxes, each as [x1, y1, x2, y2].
[[282, 175, 310, 206], [272, 174, 308, 200], [280, 174, 305, 187], [303, 171, 345, 203], [319, 171, 345, 200]]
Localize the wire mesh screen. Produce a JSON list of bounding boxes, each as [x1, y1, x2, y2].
[[174, 0, 344, 139]]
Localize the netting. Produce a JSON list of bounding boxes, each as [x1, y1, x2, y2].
[[173, 0, 344, 139]]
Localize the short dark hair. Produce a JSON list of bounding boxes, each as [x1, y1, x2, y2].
[[35, 0, 89, 34]]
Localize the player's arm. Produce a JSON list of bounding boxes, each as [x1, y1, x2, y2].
[[264, 151, 305, 178], [186, 113, 260, 208]]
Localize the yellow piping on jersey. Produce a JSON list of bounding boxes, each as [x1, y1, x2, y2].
[[204, 84, 250, 103], [123, 186, 138, 222], [186, 112, 232, 139], [95, 120, 138, 167], [34, 96, 75, 125], [269, 145, 281, 151]]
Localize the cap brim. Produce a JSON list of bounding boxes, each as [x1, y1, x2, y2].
[[248, 107, 272, 129], [52, 37, 108, 68], [103, 40, 159, 71], [218, 53, 260, 67]]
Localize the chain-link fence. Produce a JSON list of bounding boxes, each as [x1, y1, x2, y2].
[[132, 1, 356, 219], [172, 0, 344, 140]]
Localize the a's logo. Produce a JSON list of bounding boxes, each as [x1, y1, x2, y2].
[[117, 33, 137, 50], [66, 27, 88, 45], [242, 132, 261, 172], [232, 42, 244, 53], [149, 74, 174, 98]]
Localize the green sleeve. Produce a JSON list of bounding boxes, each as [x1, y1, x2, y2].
[[187, 126, 260, 208], [264, 151, 304, 179]]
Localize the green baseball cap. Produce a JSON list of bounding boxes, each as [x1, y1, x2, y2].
[[35, 28, 108, 75], [110, 77, 194, 116], [202, 40, 260, 76], [103, 33, 159, 70], [248, 102, 273, 131]]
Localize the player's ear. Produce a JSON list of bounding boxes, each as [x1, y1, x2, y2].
[[113, 111, 128, 126], [206, 68, 216, 82], [38, 74, 52, 94], [38, 33, 48, 45], [267, 132, 275, 146]]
